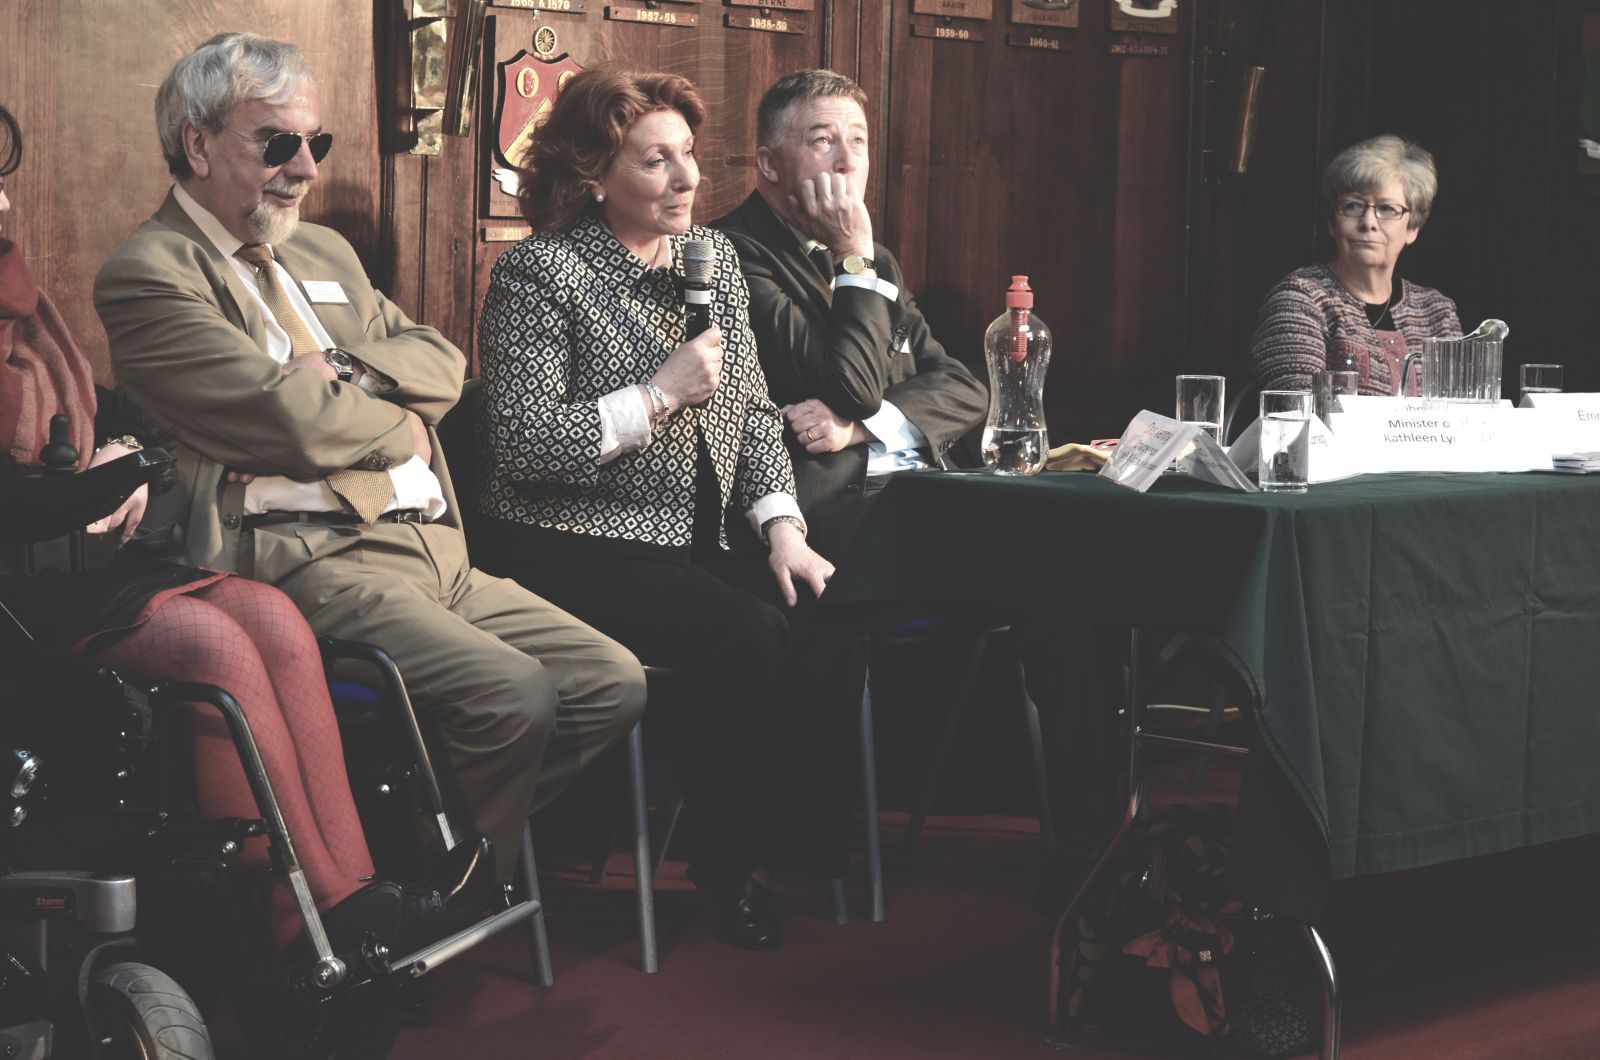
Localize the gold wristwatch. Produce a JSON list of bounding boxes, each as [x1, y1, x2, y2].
[[834, 254, 875, 276]]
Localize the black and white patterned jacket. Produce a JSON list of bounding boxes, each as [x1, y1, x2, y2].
[[476, 216, 796, 549]]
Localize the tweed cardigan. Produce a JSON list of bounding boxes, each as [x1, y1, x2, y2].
[[475, 216, 795, 549], [1250, 264, 1462, 396]]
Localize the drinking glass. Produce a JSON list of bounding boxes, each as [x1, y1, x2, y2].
[[1520, 363, 1563, 400], [1175, 375, 1225, 443], [1314, 370, 1359, 427], [1259, 390, 1311, 493]]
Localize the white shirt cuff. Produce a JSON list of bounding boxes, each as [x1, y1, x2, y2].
[[745, 492, 806, 537], [834, 272, 900, 302], [860, 399, 928, 452], [597, 385, 652, 464], [387, 456, 450, 521], [354, 361, 395, 393]]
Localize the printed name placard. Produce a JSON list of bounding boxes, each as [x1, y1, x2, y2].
[[1519, 392, 1600, 452], [1327, 404, 1550, 472], [1099, 410, 1255, 493]]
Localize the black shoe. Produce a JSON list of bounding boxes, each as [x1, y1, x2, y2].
[[422, 834, 497, 904], [315, 879, 412, 955], [711, 875, 781, 952]]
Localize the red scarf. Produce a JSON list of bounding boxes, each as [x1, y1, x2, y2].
[[0, 238, 97, 469]]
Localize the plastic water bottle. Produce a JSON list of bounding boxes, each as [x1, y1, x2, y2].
[[981, 276, 1052, 475]]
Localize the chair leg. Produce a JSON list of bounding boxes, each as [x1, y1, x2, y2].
[[625, 724, 659, 974], [516, 825, 555, 987], [1186, 686, 1231, 794], [1300, 922, 1341, 1060], [587, 819, 618, 886], [902, 634, 992, 849], [1016, 656, 1056, 858], [829, 877, 849, 926], [652, 793, 686, 877], [859, 667, 886, 923]]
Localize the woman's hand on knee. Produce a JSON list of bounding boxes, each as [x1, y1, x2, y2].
[[766, 522, 833, 607]]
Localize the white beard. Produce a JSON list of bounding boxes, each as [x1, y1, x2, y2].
[[248, 201, 300, 245]]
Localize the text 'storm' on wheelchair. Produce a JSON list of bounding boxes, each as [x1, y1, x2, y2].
[[0, 417, 539, 1058]]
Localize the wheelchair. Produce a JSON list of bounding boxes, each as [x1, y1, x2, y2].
[[0, 418, 540, 1058]]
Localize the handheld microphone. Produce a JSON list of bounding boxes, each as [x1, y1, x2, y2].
[[681, 239, 718, 409], [682, 238, 715, 340]]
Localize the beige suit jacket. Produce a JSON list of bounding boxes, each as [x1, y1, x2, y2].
[[93, 191, 466, 576]]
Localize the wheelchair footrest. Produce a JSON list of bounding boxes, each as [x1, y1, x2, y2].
[[385, 899, 540, 979]]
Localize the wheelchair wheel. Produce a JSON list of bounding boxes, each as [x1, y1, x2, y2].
[[88, 961, 214, 1059]]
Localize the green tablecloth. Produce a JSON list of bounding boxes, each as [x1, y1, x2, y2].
[[825, 470, 1600, 919]]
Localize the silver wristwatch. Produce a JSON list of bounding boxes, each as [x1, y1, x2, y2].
[[323, 347, 356, 382]]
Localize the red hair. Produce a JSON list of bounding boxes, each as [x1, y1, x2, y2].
[[515, 68, 706, 233]]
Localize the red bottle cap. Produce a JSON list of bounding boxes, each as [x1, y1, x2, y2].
[[1005, 275, 1033, 309]]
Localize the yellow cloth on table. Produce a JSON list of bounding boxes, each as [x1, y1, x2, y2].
[[1045, 442, 1112, 472]]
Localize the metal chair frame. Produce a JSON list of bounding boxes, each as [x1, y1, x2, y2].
[[1045, 629, 1340, 1059], [516, 720, 657, 983], [856, 624, 1055, 923]]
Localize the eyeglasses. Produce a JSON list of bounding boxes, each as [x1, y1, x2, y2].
[[231, 128, 334, 167], [1335, 199, 1409, 222]]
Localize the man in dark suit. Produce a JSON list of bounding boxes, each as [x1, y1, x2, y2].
[[713, 69, 986, 562], [94, 32, 645, 879]]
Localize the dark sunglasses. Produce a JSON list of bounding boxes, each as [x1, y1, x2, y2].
[[259, 131, 333, 167]]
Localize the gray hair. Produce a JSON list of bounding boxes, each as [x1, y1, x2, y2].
[[156, 33, 315, 178], [756, 69, 868, 148], [1320, 134, 1439, 230]]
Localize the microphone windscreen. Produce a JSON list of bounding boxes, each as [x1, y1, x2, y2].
[[683, 238, 715, 287]]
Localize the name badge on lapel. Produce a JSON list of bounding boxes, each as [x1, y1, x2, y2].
[[302, 280, 350, 304]]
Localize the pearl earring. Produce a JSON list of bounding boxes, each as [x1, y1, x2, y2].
[[594, 191, 605, 203]]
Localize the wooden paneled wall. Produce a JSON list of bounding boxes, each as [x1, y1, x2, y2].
[[4, 0, 1598, 438], [0, 0, 385, 384]]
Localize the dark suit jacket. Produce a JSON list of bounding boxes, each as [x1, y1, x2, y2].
[[712, 192, 986, 561]]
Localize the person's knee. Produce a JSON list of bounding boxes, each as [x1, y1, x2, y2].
[[725, 596, 790, 680], [606, 644, 648, 734], [456, 657, 560, 755]]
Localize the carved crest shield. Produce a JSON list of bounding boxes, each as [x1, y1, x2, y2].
[[494, 51, 585, 170]]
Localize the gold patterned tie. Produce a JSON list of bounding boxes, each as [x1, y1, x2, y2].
[[236, 244, 394, 523]]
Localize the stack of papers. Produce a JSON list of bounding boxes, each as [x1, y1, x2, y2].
[[1552, 452, 1600, 472]]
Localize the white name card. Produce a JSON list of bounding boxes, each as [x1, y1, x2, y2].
[[1519, 392, 1600, 452], [1099, 411, 1256, 493], [1328, 404, 1551, 472]]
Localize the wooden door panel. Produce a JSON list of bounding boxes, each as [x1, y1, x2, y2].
[[882, 0, 1191, 439]]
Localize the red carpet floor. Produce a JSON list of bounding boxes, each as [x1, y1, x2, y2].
[[365, 812, 1600, 1060]]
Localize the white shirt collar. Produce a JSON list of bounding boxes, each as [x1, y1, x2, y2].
[[172, 183, 254, 261]]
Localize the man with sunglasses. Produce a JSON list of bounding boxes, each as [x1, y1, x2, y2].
[[93, 32, 646, 886]]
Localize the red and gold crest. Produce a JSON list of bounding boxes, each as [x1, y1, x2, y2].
[[493, 50, 585, 170]]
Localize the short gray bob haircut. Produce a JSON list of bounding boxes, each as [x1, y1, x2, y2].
[[1321, 134, 1439, 231], [156, 32, 315, 178], [756, 69, 868, 148]]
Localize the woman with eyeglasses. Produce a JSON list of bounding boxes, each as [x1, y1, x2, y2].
[[1250, 134, 1461, 396]]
